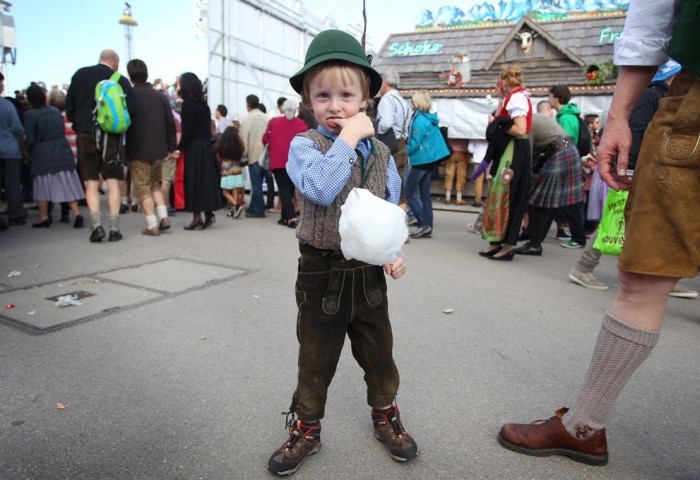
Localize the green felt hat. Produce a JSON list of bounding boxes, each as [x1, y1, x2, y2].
[[289, 29, 382, 97]]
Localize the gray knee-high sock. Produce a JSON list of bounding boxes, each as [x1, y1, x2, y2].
[[562, 311, 660, 439]]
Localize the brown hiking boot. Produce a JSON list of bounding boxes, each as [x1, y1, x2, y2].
[[267, 419, 321, 476], [372, 406, 419, 461], [498, 407, 608, 466]]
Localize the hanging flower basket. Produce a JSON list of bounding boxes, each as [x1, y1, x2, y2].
[[584, 60, 618, 85]]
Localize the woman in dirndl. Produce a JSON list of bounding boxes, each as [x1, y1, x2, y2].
[[513, 113, 585, 256], [480, 66, 532, 261], [24, 83, 85, 229]]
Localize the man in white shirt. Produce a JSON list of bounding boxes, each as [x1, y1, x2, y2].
[[499, 0, 697, 468], [377, 70, 410, 208], [239, 94, 268, 217]]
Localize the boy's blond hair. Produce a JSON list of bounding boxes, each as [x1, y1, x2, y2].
[[300, 61, 371, 109]]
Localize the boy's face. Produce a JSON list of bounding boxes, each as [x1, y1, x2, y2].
[[307, 67, 367, 135]]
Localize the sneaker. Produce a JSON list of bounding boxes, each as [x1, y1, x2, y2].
[[234, 205, 244, 218], [568, 268, 608, 291], [119, 204, 129, 214], [267, 419, 321, 476], [556, 229, 571, 240], [409, 226, 432, 238], [406, 215, 418, 226], [669, 283, 698, 298], [372, 406, 419, 462], [561, 240, 583, 249]]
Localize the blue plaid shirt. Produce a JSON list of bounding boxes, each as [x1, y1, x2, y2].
[[286, 125, 401, 207]]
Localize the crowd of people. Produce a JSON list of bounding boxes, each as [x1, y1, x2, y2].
[[0, 50, 321, 239]]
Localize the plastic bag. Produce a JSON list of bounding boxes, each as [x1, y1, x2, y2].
[[339, 188, 407, 265], [593, 189, 629, 256]]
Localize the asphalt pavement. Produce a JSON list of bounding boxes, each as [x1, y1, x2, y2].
[[1, 200, 698, 480]]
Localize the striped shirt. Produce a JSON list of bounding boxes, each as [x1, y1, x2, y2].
[[63, 113, 77, 160], [286, 125, 401, 207]]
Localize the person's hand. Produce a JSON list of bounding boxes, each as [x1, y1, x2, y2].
[[336, 112, 375, 148], [581, 154, 596, 170], [597, 115, 633, 190], [384, 257, 405, 280]]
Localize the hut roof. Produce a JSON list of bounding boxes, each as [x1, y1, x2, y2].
[[373, 14, 627, 97]]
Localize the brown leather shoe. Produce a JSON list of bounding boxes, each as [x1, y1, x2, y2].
[[142, 227, 160, 237], [498, 407, 608, 466], [158, 218, 171, 231]]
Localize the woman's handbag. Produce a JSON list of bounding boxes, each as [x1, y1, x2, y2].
[[258, 145, 270, 170], [593, 189, 629, 255], [377, 127, 399, 153]]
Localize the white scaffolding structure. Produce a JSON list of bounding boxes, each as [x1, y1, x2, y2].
[[203, 0, 367, 121]]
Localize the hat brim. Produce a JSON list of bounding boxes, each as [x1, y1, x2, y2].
[[289, 51, 383, 98]]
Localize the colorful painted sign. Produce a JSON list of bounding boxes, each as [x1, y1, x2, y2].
[[416, 0, 629, 27], [388, 40, 445, 57], [599, 27, 623, 44]]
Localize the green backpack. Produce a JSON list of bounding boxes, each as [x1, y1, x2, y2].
[[93, 72, 130, 134]]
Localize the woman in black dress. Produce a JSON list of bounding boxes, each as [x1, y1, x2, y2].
[[174, 72, 220, 229]]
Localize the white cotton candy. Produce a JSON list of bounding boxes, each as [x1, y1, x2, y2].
[[339, 188, 408, 265]]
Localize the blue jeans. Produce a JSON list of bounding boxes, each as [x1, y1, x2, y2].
[[247, 162, 266, 214], [405, 167, 433, 228]]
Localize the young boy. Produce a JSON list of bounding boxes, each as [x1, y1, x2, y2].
[[267, 30, 418, 476]]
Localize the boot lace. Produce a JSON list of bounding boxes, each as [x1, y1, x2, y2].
[[387, 410, 406, 437]]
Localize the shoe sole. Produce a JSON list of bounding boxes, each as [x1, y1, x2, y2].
[[515, 251, 541, 256], [497, 431, 608, 466], [373, 432, 420, 462], [668, 291, 699, 298], [561, 244, 583, 249], [568, 273, 609, 291], [268, 442, 321, 476]]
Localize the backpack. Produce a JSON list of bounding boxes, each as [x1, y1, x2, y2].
[[575, 115, 592, 157], [93, 72, 130, 134]]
